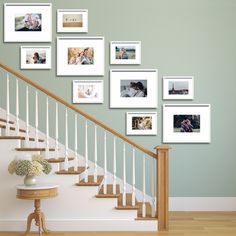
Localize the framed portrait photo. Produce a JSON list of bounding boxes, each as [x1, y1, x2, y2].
[[163, 76, 194, 100], [57, 37, 105, 76], [20, 46, 51, 69], [110, 69, 158, 108], [163, 104, 211, 143], [126, 112, 157, 136], [110, 41, 141, 64], [4, 3, 52, 42], [73, 80, 103, 104], [57, 9, 88, 33]]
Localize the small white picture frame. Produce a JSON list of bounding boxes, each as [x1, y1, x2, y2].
[[110, 41, 141, 64], [4, 3, 52, 42], [126, 112, 157, 136], [21, 46, 51, 70], [110, 69, 158, 108], [163, 104, 211, 143], [57, 37, 105, 76], [163, 76, 194, 100], [57, 9, 88, 33], [73, 80, 103, 104]]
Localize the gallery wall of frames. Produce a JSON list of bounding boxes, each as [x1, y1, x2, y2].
[[3, 2, 211, 143]]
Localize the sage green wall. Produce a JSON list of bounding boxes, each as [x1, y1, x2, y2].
[[1, 0, 236, 197]]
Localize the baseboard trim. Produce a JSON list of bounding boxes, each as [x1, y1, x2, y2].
[[169, 197, 236, 211], [0, 219, 158, 231]]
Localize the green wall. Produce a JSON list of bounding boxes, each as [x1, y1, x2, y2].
[[0, 0, 236, 197]]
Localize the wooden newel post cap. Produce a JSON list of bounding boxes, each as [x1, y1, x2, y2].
[[154, 145, 170, 151]]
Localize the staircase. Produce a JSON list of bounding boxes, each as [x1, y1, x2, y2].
[[0, 62, 169, 231]]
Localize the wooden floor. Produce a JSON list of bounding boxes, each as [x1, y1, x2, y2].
[[1, 212, 236, 236]]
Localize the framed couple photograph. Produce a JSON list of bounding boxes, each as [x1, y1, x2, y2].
[[4, 3, 52, 42], [73, 80, 103, 104], [163, 76, 194, 100], [126, 112, 157, 135], [57, 37, 105, 76], [110, 69, 158, 108], [163, 104, 211, 143], [21, 46, 51, 69], [110, 41, 141, 64], [57, 9, 88, 33]]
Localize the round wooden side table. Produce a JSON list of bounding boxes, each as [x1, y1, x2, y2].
[[16, 183, 59, 236]]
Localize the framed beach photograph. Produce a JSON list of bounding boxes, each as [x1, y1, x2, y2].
[[163, 76, 194, 100], [4, 3, 52, 42], [126, 112, 157, 135], [163, 104, 211, 143], [110, 41, 141, 64], [73, 80, 103, 103], [57, 37, 104, 76], [110, 69, 158, 108], [21, 46, 51, 69], [57, 9, 88, 33]]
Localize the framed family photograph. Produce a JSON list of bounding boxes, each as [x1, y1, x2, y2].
[[163, 104, 211, 143], [4, 3, 52, 42], [73, 80, 103, 103], [110, 41, 141, 64], [57, 9, 88, 33], [57, 37, 104, 76], [163, 76, 194, 100], [110, 69, 158, 108], [126, 112, 157, 135], [20, 46, 51, 69]]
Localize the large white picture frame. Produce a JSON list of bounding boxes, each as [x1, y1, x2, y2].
[[4, 3, 52, 42], [163, 104, 211, 143], [57, 37, 105, 76], [110, 69, 158, 108], [57, 9, 88, 33], [20, 46, 51, 70]]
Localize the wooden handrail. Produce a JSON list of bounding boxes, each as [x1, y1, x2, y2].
[[0, 62, 157, 159]]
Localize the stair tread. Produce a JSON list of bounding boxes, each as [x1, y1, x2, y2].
[[135, 217, 157, 221], [115, 205, 140, 210], [76, 175, 104, 186], [96, 184, 121, 198], [56, 166, 85, 174], [15, 148, 56, 151], [0, 136, 44, 142], [48, 157, 74, 163], [0, 118, 14, 124]]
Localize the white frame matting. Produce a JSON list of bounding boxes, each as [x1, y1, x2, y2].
[[163, 104, 211, 143]]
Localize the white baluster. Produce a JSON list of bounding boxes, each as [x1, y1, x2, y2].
[[112, 136, 117, 195], [142, 155, 146, 218], [103, 131, 107, 194], [151, 158, 156, 217], [122, 143, 126, 206], [55, 102, 59, 160], [74, 114, 78, 171], [25, 86, 29, 145], [64, 109, 69, 171], [84, 120, 88, 182], [132, 148, 136, 206], [6, 74, 10, 136], [35, 91, 39, 147], [45, 97, 49, 158], [15, 79, 19, 136], [94, 125, 98, 183]]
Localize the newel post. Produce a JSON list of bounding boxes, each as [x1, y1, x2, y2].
[[154, 145, 170, 231]]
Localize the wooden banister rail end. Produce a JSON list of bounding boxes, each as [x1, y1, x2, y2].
[[154, 145, 170, 231]]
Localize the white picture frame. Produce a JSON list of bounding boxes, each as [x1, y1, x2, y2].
[[73, 80, 103, 104], [4, 3, 52, 42], [163, 104, 211, 143], [163, 76, 194, 100], [57, 37, 105, 76], [57, 9, 88, 33], [110, 41, 141, 64], [126, 112, 157, 136], [110, 69, 158, 108], [20, 46, 51, 70]]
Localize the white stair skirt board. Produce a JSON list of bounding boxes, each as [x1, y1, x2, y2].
[[0, 219, 157, 232], [169, 197, 236, 211]]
